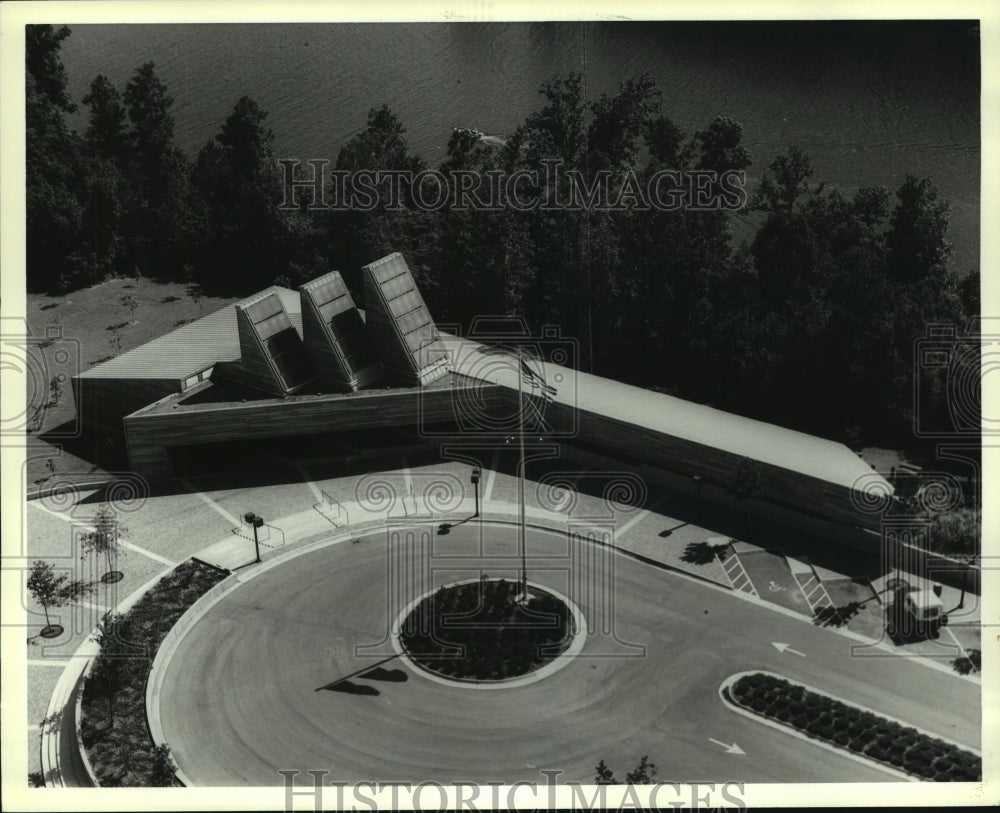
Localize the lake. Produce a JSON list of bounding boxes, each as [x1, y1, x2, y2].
[[57, 20, 980, 270]]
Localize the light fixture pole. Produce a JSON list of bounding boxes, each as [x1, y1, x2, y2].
[[245, 511, 264, 563], [471, 468, 481, 517]]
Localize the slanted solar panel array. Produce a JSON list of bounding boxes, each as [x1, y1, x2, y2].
[[362, 253, 449, 386], [299, 271, 381, 390], [235, 291, 315, 396]]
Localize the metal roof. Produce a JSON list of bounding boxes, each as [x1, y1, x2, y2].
[[441, 334, 886, 493], [77, 288, 302, 381]]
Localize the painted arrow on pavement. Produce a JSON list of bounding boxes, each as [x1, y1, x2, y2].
[[708, 738, 745, 755], [772, 642, 806, 657]]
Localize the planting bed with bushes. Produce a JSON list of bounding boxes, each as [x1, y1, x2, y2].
[[79, 559, 227, 786], [728, 672, 980, 781], [399, 577, 574, 681]]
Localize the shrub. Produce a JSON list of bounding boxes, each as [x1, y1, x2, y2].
[[80, 559, 226, 786], [727, 672, 980, 781]]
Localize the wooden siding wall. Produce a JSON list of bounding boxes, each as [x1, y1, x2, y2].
[[123, 384, 507, 478], [73, 377, 179, 436]]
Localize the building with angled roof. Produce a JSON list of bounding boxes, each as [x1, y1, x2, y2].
[[72, 252, 890, 544]]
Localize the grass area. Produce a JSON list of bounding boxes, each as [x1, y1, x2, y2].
[[79, 558, 227, 786], [728, 672, 981, 782], [25, 279, 238, 483]]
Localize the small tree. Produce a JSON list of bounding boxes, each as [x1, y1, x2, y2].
[[594, 759, 619, 784], [27, 560, 86, 635], [187, 283, 204, 315], [624, 755, 658, 784], [81, 503, 127, 579], [594, 756, 659, 785], [121, 292, 138, 322], [49, 374, 63, 406], [731, 456, 764, 538], [109, 325, 123, 356], [45, 457, 56, 478]]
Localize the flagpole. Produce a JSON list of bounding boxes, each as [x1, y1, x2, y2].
[[518, 348, 527, 601]]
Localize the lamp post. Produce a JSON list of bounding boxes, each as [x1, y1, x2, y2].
[[245, 511, 264, 563], [471, 468, 481, 517]]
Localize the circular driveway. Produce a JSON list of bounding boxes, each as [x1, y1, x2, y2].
[[157, 522, 910, 785]]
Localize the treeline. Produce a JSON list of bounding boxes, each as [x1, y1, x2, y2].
[[27, 25, 978, 452]]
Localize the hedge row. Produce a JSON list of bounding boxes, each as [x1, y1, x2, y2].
[[80, 559, 227, 786], [731, 673, 981, 782]]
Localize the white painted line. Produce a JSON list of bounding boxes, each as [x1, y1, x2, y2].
[[121, 539, 177, 567], [32, 500, 177, 566], [295, 462, 325, 504], [401, 460, 414, 500], [179, 478, 241, 526], [483, 450, 500, 503], [28, 660, 71, 668], [944, 625, 978, 674]]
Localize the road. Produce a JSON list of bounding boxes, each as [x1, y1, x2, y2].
[[156, 522, 980, 785]]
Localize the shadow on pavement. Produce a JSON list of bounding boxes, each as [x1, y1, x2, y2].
[[681, 540, 730, 565], [321, 680, 380, 696]]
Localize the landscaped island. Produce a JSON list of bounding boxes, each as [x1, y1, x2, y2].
[[80, 559, 227, 786], [399, 577, 574, 681], [726, 672, 981, 781]]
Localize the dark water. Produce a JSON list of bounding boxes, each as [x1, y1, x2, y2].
[[58, 21, 980, 269]]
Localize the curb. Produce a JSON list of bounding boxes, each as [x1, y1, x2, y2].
[[41, 565, 175, 787], [718, 671, 915, 782], [388, 578, 589, 690], [719, 669, 981, 777]]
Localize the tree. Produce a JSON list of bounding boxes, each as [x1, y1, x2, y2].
[[122, 62, 192, 277], [80, 74, 131, 278], [82, 75, 128, 160], [752, 146, 814, 213], [328, 104, 429, 298], [731, 456, 764, 538], [886, 175, 951, 284], [27, 560, 86, 635], [121, 293, 139, 322], [692, 116, 752, 174], [624, 755, 658, 784], [49, 374, 64, 406], [192, 96, 308, 292], [586, 73, 661, 174], [593, 755, 658, 785], [81, 503, 127, 580], [594, 759, 619, 784], [25, 25, 84, 292], [929, 508, 979, 556]]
